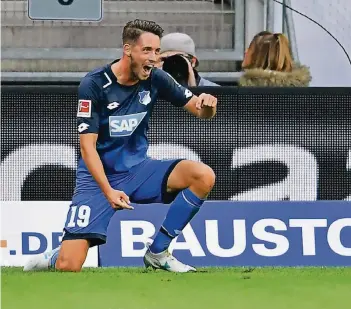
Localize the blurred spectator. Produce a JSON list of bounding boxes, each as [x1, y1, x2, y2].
[[240, 32, 311, 87], [159, 32, 220, 87]]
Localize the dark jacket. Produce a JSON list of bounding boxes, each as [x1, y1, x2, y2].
[[239, 65, 312, 87]]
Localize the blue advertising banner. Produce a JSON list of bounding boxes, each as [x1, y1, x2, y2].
[[99, 201, 351, 267]]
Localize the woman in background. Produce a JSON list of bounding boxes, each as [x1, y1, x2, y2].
[[240, 32, 311, 87]]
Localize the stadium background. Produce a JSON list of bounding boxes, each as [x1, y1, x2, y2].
[[1, 86, 351, 201], [1, 0, 351, 270]]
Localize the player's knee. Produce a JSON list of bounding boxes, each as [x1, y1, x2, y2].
[[191, 163, 216, 192], [56, 256, 83, 272]]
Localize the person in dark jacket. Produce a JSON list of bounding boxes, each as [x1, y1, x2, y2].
[[240, 32, 311, 87]]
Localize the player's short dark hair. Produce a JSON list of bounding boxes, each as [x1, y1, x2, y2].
[[122, 19, 164, 44]]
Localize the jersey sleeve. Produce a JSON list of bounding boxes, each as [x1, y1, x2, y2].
[[152, 69, 194, 107], [76, 77, 101, 134]]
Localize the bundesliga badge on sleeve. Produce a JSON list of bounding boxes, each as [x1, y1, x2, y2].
[[77, 100, 92, 118]]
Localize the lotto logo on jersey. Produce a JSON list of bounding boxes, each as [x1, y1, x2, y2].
[[109, 112, 147, 137]]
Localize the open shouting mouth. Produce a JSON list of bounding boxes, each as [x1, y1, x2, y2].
[[142, 64, 153, 75]]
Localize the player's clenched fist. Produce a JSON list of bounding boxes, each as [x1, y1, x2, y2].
[[195, 93, 217, 110], [105, 188, 133, 210]]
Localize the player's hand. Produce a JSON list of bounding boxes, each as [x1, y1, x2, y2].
[[105, 189, 133, 210], [196, 93, 217, 110]]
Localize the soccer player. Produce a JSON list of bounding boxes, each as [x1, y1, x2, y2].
[[23, 19, 217, 273]]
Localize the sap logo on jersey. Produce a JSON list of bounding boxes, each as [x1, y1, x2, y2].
[[109, 112, 147, 137]]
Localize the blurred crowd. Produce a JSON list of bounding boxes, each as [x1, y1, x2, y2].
[[157, 31, 311, 87]]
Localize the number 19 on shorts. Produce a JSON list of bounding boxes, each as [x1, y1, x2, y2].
[[67, 205, 91, 228]]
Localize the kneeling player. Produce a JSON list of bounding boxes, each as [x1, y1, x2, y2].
[[24, 19, 217, 273]]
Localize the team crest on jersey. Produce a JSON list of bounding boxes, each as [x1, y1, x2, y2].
[[109, 112, 147, 137], [138, 91, 151, 106], [77, 100, 92, 118]]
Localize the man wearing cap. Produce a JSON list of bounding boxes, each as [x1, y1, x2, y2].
[[159, 32, 220, 87]]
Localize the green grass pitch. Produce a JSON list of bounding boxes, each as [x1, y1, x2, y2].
[[2, 267, 351, 309]]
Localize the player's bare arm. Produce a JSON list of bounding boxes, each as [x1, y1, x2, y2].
[[184, 93, 217, 119], [80, 133, 132, 210]]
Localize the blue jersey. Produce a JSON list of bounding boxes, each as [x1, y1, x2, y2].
[[76, 60, 194, 179]]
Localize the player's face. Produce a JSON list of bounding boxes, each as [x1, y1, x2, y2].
[[130, 32, 161, 80]]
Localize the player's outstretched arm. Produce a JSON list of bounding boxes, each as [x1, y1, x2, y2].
[[184, 93, 217, 119], [153, 69, 216, 119], [80, 133, 133, 210]]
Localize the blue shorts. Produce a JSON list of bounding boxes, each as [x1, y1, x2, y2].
[[62, 158, 183, 246]]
